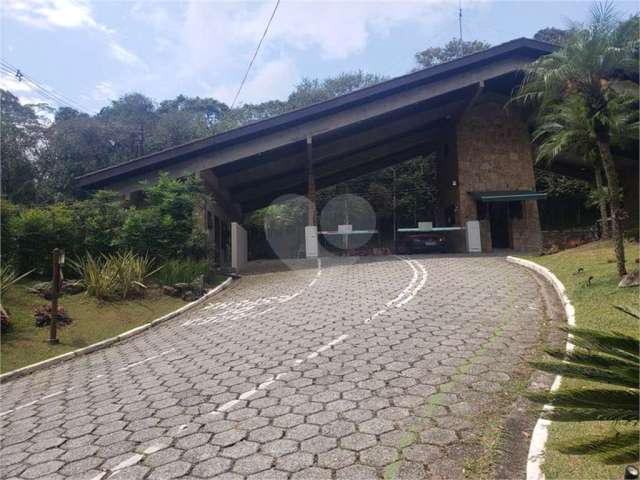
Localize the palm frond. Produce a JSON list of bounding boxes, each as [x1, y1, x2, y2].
[[557, 430, 639, 464], [526, 389, 638, 411]]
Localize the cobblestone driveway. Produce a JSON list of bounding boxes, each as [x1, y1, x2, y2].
[[0, 256, 544, 480]]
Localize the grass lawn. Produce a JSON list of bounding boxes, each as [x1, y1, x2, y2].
[[1, 283, 188, 373], [524, 240, 639, 480]]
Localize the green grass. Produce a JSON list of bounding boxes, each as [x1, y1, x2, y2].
[[524, 240, 639, 480], [0, 283, 186, 373]]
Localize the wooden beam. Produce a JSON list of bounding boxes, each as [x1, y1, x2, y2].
[[306, 136, 316, 226], [219, 99, 469, 189], [232, 129, 443, 203]]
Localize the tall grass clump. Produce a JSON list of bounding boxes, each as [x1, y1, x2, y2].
[[0, 265, 32, 298], [152, 258, 207, 286], [71, 251, 160, 300]]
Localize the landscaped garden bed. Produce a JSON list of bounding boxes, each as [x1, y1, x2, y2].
[[0, 281, 187, 373]]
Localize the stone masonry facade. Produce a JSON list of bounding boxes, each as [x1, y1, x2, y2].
[[455, 99, 543, 252]]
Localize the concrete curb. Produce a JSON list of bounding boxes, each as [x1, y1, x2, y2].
[[0, 277, 234, 384], [506, 256, 575, 480]]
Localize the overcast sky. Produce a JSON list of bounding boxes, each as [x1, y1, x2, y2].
[[1, 0, 637, 114]]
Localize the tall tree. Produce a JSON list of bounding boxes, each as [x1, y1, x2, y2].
[[415, 38, 490, 68], [533, 95, 611, 237], [0, 90, 47, 204], [514, 2, 638, 277]]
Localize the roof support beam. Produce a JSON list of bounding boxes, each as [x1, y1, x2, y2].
[[217, 99, 469, 187], [233, 129, 442, 203], [241, 142, 436, 212]]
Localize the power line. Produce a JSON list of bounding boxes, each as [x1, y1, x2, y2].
[[230, 0, 281, 109], [0, 59, 90, 113]]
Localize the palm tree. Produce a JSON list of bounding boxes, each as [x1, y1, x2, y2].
[[514, 2, 638, 277], [533, 95, 611, 238]]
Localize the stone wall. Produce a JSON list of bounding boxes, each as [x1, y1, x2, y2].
[[455, 99, 543, 252]]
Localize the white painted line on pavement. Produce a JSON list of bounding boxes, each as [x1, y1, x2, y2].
[[41, 390, 64, 400], [142, 442, 169, 454], [111, 453, 143, 471], [118, 348, 175, 371], [304, 333, 349, 360], [239, 389, 258, 400], [257, 306, 276, 316], [397, 260, 427, 307], [0, 409, 15, 417]]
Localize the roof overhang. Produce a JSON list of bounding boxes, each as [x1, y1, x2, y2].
[[75, 38, 559, 212]]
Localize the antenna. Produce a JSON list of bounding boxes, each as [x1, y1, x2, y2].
[[458, 0, 463, 57]]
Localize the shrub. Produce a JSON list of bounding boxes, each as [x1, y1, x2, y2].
[[71, 251, 159, 300], [11, 203, 80, 275], [34, 305, 70, 327], [1, 200, 19, 265], [153, 259, 208, 286], [118, 174, 200, 259], [74, 191, 126, 255]]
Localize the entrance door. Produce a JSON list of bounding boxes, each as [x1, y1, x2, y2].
[[489, 203, 510, 249]]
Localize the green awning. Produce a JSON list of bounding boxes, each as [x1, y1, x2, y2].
[[469, 190, 547, 202]]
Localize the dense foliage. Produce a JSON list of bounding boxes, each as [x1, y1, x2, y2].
[[2, 175, 204, 275]]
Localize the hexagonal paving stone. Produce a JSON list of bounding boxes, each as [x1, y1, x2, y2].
[[359, 418, 394, 435], [21, 460, 64, 479], [212, 429, 247, 447], [419, 427, 457, 446], [321, 420, 356, 438], [232, 453, 273, 475], [221, 441, 260, 459], [336, 464, 379, 479], [340, 432, 377, 452], [148, 460, 192, 479], [317, 448, 356, 469], [360, 445, 399, 467], [291, 467, 332, 480], [301, 435, 337, 454], [192, 457, 233, 478], [285, 424, 320, 441], [248, 426, 283, 443], [276, 452, 314, 472]]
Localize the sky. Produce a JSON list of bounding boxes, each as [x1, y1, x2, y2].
[[1, 0, 637, 114]]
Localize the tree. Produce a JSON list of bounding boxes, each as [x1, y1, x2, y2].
[[534, 27, 572, 45], [415, 38, 490, 68], [39, 108, 113, 200], [0, 90, 47, 204], [514, 2, 638, 277], [533, 95, 611, 237]]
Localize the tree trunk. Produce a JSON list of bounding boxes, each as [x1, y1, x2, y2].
[[596, 134, 627, 277], [593, 167, 610, 239]]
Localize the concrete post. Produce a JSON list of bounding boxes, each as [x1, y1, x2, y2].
[[305, 225, 318, 258], [231, 222, 248, 271]]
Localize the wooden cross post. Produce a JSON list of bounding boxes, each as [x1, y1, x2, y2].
[[48, 248, 64, 344]]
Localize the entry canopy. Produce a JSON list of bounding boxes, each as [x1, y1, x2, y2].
[[470, 190, 547, 202]]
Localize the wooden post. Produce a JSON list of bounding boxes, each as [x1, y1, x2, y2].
[[48, 248, 63, 344], [306, 135, 316, 226]]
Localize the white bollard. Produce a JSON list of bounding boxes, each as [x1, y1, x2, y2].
[[305, 225, 318, 258]]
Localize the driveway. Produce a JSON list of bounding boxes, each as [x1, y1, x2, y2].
[[0, 255, 545, 480]]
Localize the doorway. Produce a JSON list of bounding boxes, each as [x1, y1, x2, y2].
[[489, 202, 511, 249]]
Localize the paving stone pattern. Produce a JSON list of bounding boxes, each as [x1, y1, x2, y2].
[[0, 256, 543, 479]]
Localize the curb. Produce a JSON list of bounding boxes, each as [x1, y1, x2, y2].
[[0, 277, 234, 384], [506, 256, 575, 480]]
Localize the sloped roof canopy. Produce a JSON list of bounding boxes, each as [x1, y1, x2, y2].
[[77, 38, 557, 212]]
